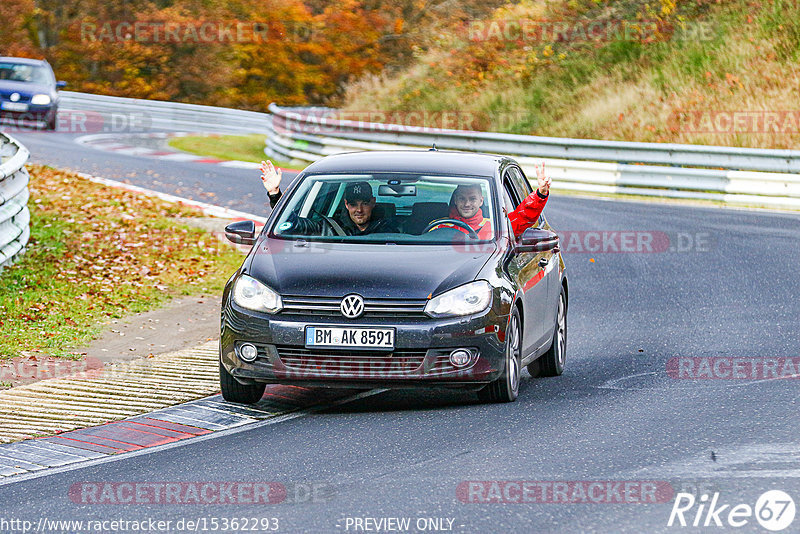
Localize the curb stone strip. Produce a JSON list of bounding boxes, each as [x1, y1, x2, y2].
[[0, 390, 355, 479], [0, 340, 223, 444], [0, 339, 363, 479], [0, 389, 382, 487]]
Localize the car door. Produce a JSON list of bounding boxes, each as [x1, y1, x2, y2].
[[502, 170, 549, 355], [509, 166, 560, 339]]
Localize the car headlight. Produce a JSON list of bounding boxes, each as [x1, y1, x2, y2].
[[31, 94, 51, 105], [424, 281, 493, 318], [233, 275, 283, 313]]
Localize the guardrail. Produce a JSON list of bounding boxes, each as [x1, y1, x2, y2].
[[49, 92, 800, 208], [265, 105, 800, 209], [59, 92, 272, 134], [0, 133, 31, 269]]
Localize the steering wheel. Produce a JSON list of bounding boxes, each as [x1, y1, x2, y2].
[[312, 210, 347, 237], [422, 218, 479, 239]]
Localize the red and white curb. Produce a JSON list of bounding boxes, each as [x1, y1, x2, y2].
[[75, 132, 264, 169], [0, 389, 380, 483]]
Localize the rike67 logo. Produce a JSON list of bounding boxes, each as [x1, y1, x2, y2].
[[668, 490, 795, 531]]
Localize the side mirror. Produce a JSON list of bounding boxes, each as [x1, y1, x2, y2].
[[225, 220, 257, 245], [56, 81, 67, 89], [516, 228, 559, 254]]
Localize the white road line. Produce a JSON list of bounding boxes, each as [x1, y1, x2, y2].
[[110, 147, 158, 156], [155, 153, 203, 161], [219, 160, 261, 169]]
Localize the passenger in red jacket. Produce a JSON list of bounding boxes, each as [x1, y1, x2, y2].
[[432, 163, 551, 240], [430, 184, 495, 239]]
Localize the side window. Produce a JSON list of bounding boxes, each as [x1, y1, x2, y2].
[[509, 166, 533, 198], [501, 185, 516, 214], [503, 170, 522, 208], [500, 186, 517, 238]]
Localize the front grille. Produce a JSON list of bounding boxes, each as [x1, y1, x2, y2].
[[275, 345, 427, 378], [281, 296, 427, 318]]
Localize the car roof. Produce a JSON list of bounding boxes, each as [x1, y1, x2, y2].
[[302, 150, 513, 177]]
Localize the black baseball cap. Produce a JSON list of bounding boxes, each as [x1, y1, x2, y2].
[[344, 181, 373, 203]]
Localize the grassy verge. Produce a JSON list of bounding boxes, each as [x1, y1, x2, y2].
[[0, 165, 244, 359], [168, 133, 306, 169]]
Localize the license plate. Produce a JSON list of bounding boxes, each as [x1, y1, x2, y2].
[[305, 326, 395, 349], [1, 102, 28, 112]]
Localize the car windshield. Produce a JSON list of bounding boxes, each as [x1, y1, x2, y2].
[[0, 62, 51, 84], [271, 173, 497, 244]]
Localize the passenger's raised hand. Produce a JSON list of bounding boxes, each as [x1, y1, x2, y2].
[[535, 162, 551, 196], [260, 160, 282, 195]]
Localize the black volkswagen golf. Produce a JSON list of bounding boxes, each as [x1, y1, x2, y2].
[[220, 151, 568, 403]]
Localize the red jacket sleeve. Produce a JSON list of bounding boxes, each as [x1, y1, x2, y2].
[[508, 191, 548, 238]]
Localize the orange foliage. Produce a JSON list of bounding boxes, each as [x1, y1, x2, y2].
[[0, 0, 504, 108]]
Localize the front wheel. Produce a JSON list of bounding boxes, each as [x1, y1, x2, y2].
[[533, 288, 567, 377], [220, 361, 265, 404], [478, 309, 522, 403], [45, 110, 57, 131]]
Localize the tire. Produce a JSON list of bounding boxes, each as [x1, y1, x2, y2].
[[478, 308, 522, 403], [220, 361, 265, 404], [535, 288, 567, 377], [45, 110, 57, 131]]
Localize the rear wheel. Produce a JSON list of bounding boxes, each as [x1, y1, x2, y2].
[[220, 361, 265, 404], [478, 309, 521, 403], [534, 288, 567, 377]]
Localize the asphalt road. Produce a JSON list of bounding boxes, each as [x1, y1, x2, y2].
[[10, 128, 296, 215], [2, 126, 799, 533]]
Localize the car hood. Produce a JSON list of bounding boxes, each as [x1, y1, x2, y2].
[[0, 80, 54, 96], [246, 238, 497, 299]]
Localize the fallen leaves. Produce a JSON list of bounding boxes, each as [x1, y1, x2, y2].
[[0, 165, 244, 359]]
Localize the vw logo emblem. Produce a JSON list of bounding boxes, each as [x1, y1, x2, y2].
[[340, 294, 364, 319], [10, 93, 20, 102]]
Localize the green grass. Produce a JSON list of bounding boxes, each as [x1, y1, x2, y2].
[[168, 133, 306, 169], [0, 165, 245, 359]]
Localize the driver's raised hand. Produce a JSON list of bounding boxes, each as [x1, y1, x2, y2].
[[260, 160, 282, 195]]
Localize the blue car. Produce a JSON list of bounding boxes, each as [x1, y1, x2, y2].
[[0, 57, 66, 131]]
